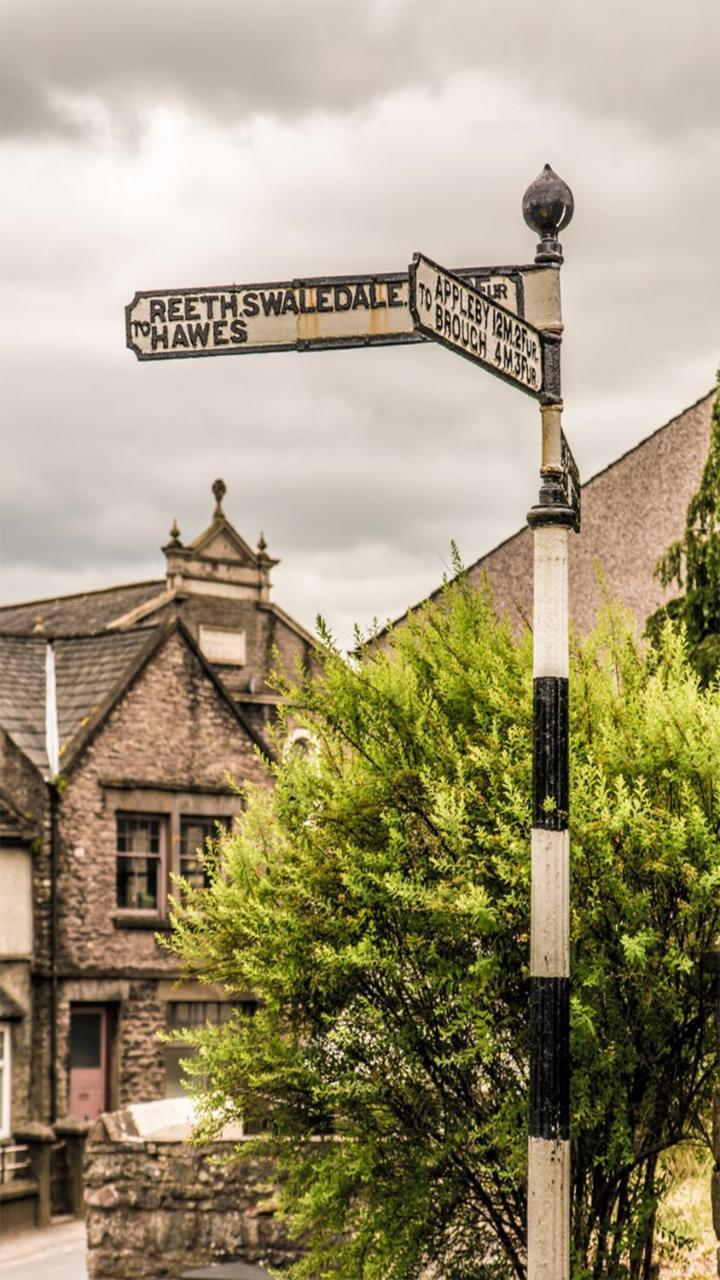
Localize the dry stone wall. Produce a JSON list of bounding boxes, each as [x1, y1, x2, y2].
[[84, 1103, 301, 1279]]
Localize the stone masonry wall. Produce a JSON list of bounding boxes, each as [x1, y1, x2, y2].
[[468, 391, 715, 636], [84, 1108, 301, 1279], [118, 981, 166, 1108], [58, 627, 268, 974], [45, 627, 272, 1116]]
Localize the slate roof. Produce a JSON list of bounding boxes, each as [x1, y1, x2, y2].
[[0, 580, 164, 637], [54, 631, 158, 763], [0, 629, 155, 774], [0, 635, 47, 771]]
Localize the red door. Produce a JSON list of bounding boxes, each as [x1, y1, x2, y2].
[[69, 1006, 107, 1121]]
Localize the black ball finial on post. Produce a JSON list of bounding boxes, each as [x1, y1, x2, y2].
[[523, 164, 574, 264]]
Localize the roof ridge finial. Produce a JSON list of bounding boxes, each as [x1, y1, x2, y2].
[[169, 518, 182, 546], [257, 531, 268, 555], [212, 478, 226, 518]]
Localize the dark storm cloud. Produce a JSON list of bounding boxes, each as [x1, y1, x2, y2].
[[2, 0, 718, 142]]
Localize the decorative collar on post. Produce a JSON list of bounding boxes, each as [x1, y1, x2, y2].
[[522, 164, 574, 265]]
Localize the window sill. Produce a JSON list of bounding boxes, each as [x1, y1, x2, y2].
[[112, 914, 172, 932]]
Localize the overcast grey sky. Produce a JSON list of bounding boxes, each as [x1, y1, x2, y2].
[[1, 0, 718, 647]]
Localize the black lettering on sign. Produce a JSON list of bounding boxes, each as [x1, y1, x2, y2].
[[282, 291, 298, 315], [316, 286, 332, 313], [184, 296, 200, 321], [261, 291, 284, 317], [230, 319, 247, 344], [369, 282, 386, 309], [243, 292, 259, 318], [298, 288, 316, 314], [334, 285, 352, 311], [199, 294, 217, 319], [219, 294, 237, 319], [151, 325, 169, 350], [168, 297, 183, 321], [213, 321, 229, 346], [171, 324, 188, 348], [387, 282, 404, 308], [187, 322, 210, 348], [353, 284, 370, 309], [150, 299, 166, 322]]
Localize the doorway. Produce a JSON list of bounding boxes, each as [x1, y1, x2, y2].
[[69, 1005, 108, 1121]]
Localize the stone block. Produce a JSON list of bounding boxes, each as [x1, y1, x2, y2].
[[85, 1183, 121, 1209]]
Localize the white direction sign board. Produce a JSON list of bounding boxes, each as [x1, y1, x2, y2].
[[409, 252, 552, 400], [126, 267, 523, 362]]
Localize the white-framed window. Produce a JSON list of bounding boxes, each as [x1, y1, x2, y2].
[[198, 626, 246, 665], [179, 815, 231, 890], [0, 1025, 11, 1139], [163, 1001, 255, 1098], [116, 813, 167, 913]]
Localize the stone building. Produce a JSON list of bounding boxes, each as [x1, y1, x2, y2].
[[390, 388, 716, 638], [0, 389, 715, 1149], [0, 481, 315, 1136]]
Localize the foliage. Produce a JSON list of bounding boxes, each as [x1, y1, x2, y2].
[[167, 573, 720, 1279], [647, 379, 720, 684]]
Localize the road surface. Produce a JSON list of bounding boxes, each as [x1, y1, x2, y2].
[[0, 1218, 87, 1280]]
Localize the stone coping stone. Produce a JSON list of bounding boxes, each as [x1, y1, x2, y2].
[[181, 1265, 272, 1279], [92, 1096, 245, 1145]]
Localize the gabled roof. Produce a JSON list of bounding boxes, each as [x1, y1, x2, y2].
[[0, 620, 273, 779], [186, 514, 262, 567], [0, 629, 157, 774], [59, 619, 274, 774], [0, 580, 164, 638], [377, 389, 716, 641]]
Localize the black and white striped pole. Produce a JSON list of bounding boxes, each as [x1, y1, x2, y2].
[[524, 166, 576, 1280]]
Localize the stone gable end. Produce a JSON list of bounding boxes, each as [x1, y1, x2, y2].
[[57, 627, 268, 973], [468, 391, 715, 636]]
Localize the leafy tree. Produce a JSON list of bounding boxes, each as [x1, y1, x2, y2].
[[168, 574, 720, 1279], [647, 379, 720, 684]]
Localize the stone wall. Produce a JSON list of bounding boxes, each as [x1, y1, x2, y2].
[[384, 390, 715, 643], [474, 390, 715, 636], [23, 626, 275, 1122], [58, 627, 268, 975], [84, 1100, 301, 1279]]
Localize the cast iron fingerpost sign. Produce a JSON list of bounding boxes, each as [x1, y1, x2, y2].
[[126, 163, 579, 1280]]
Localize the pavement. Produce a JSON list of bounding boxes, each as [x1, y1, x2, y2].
[[0, 1218, 276, 1279], [0, 1217, 87, 1280]]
